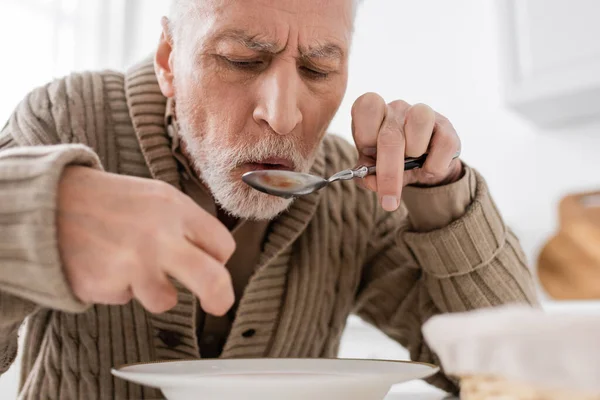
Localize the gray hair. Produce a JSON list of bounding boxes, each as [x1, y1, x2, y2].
[[169, 0, 363, 43]]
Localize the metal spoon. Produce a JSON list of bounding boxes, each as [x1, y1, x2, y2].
[[242, 153, 431, 199]]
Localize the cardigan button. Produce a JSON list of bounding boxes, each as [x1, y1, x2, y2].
[[157, 329, 182, 348], [242, 329, 256, 338]]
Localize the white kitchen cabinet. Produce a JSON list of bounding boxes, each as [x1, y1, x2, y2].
[[496, 0, 600, 127]]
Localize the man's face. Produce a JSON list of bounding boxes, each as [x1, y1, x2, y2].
[[161, 0, 352, 220]]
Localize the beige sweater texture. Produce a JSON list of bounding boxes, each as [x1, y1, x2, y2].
[[0, 59, 537, 399]]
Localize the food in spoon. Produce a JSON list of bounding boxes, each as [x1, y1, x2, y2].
[[258, 174, 304, 190]]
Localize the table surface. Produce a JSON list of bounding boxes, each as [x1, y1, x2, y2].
[[383, 381, 456, 400], [385, 395, 456, 400], [385, 391, 457, 399]]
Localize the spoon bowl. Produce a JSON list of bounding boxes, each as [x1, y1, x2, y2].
[[242, 170, 329, 199]]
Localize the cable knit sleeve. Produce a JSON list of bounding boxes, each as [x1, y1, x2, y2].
[[0, 74, 105, 375], [354, 168, 539, 394]]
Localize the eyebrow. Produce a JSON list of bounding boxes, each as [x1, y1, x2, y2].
[[301, 43, 344, 60], [212, 29, 344, 60]]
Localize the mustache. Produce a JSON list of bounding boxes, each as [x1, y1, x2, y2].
[[177, 114, 313, 173], [217, 136, 309, 171]]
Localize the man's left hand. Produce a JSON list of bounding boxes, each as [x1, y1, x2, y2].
[[351, 92, 463, 211]]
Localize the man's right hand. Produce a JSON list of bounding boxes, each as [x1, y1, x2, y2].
[[57, 166, 236, 315]]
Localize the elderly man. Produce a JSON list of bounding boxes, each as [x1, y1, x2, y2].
[[0, 0, 537, 398]]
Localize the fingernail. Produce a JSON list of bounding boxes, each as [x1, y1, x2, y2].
[[382, 195, 399, 211], [362, 147, 377, 156]]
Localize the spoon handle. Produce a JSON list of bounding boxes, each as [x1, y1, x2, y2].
[[403, 154, 428, 170], [355, 154, 428, 177]]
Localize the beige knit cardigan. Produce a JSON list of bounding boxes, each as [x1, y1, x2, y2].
[[0, 59, 537, 399]]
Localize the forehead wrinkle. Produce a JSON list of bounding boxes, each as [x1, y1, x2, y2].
[[211, 28, 345, 63], [211, 29, 283, 54]]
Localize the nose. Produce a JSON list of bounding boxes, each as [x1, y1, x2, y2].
[[253, 63, 303, 135]]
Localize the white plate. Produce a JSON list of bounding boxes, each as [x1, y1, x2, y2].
[[112, 358, 439, 400]]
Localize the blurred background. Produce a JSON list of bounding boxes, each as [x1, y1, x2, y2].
[[1, 0, 600, 397]]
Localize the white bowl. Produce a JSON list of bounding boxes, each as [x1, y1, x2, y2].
[[112, 358, 439, 400]]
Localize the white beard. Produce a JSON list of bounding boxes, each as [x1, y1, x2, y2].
[[177, 119, 315, 221]]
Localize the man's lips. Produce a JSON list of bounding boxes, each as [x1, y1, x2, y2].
[[243, 158, 295, 171]]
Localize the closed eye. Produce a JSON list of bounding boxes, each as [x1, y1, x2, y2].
[[299, 66, 330, 80], [223, 58, 264, 71]]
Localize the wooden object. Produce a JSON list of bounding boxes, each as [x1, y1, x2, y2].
[[537, 191, 600, 299]]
